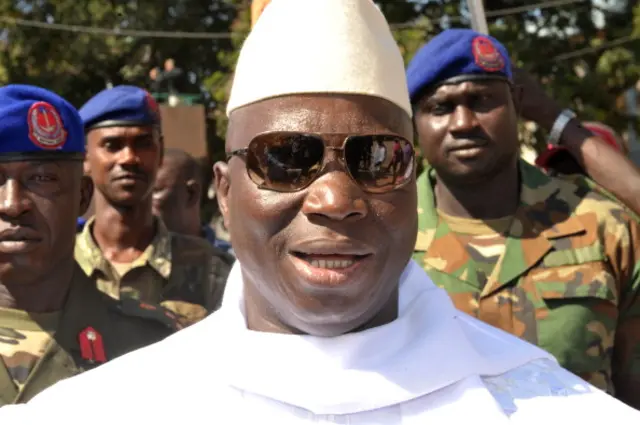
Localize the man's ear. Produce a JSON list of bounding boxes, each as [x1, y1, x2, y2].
[[511, 84, 524, 118], [213, 161, 231, 230], [83, 154, 91, 176], [79, 176, 94, 217], [185, 179, 201, 207]]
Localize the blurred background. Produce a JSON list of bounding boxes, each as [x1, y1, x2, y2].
[[2, 0, 640, 220]]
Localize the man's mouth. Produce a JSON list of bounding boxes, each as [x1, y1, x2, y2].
[[291, 252, 370, 270], [114, 173, 147, 182], [0, 228, 42, 254]]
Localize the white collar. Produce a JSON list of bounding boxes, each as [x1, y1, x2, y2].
[[212, 260, 552, 415]]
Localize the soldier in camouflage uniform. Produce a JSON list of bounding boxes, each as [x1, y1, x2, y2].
[[407, 29, 640, 408], [0, 85, 182, 405], [76, 86, 230, 325]]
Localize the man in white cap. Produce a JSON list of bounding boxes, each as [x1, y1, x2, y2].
[[0, 0, 638, 422]]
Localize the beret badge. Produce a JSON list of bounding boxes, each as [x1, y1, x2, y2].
[[472, 36, 505, 73]]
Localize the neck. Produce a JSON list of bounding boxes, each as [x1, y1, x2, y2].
[[184, 211, 202, 237], [0, 260, 75, 313], [92, 192, 156, 254], [435, 164, 520, 219]]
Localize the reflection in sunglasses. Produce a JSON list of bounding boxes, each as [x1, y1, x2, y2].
[[228, 132, 414, 193]]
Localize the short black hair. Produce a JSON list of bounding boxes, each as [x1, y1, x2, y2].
[[163, 148, 203, 185]]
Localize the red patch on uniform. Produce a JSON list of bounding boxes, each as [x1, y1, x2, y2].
[[27, 102, 67, 150], [139, 302, 156, 311], [78, 327, 107, 364], [472, 36, 505, 73]]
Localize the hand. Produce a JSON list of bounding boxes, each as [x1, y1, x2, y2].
[[512, 67, 563, 129]]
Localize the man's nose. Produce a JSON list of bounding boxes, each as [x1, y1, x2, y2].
[[449, 105, 479, 133], [0, 180, 32, 219], [118, 146, 141, 165], [301, 171, 368, 222]]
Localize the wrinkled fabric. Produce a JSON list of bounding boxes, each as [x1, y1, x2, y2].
[[0, 260, 638, 423]]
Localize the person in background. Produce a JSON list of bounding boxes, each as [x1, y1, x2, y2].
[[2, 1, 637, 422], [0, 85, 181, 406], [152, 148, 235, 258], [75, 86, 228, 325], [408, 28, 640, 407]]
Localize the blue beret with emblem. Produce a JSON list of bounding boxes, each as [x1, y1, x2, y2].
[[0, 84, 84, 162], [79, 85, 161, 131], [407, 29, 512, 103]]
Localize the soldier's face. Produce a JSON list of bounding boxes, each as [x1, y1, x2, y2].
[[214, 94, 417, 337], [85, 126, 163, 207], [152, 156, 192, 233], [414, 80, 519, 184], [0, 160, 91, 283]]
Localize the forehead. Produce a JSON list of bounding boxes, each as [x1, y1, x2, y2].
[[157, 156, 182, 177], [428, 79, 509, 99], [87, 125, 154, 141], [0, 159, 71, 173], [227, 94, 412, 148]]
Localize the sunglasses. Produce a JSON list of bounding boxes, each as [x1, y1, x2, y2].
[[226, 132, 415, 193]]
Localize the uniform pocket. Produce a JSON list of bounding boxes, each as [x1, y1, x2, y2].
[[531, 258, 618, 392]]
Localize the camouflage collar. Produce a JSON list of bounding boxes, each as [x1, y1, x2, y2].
[[417, 160, 568, 234], [416, 160, 587, 294], [75, 216, 172, 279]]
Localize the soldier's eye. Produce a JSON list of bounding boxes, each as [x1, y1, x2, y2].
[[31, 174, 57, 183]]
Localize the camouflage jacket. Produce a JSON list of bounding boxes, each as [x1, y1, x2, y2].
[[413, 160, 640, 408], [553, 172, 640, 222], [75, 217, 233, 325], [0, 263, 181, 406]]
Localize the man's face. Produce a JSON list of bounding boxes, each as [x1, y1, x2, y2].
[[414, 80, 520, 184], [0, 160, 90, 283], [85, 126, 162, 207], [215, 94, 417, 336], [152, 156, 190, 232]]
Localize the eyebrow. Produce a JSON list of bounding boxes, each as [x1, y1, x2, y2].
[[100, 133, 153, 143], [24, 161, 63, 170], [427, 85, 499, 102]]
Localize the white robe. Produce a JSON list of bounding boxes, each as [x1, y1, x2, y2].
[[1, 260, 638, 424]]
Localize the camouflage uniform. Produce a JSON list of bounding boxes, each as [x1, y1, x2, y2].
[[413, 160, 640, 403], [0, 264, 182, 405], [75, 217, 233, 325], [554, 172, 640, 222]]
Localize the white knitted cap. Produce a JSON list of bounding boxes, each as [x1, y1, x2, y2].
[[226, 0, 412, 118]]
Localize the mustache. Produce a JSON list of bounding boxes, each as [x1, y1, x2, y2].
[[111, 166, 148, 181], [450, 128, 490, 142]]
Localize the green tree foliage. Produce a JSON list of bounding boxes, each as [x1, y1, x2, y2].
[[1, 0, 639, 158]]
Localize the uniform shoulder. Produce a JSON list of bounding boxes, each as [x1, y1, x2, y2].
[[554, 173, 640, 222], [107, 296, 186, 332], [546, 172, 637, 225]]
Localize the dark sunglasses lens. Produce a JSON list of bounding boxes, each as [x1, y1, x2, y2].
[[246, 133, 325, 191], [344, 136, 414, 192]]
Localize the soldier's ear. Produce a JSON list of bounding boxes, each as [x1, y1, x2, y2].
[[79, 176, 94, 216], [213, 161, 231, 230], [185, 178, 201, 207], [510, 83, 524, 118]]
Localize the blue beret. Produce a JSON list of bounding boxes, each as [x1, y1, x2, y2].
[[407, 29, 512, 103], [0, 84, 84, 161], [79, 85, 161, 131]]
